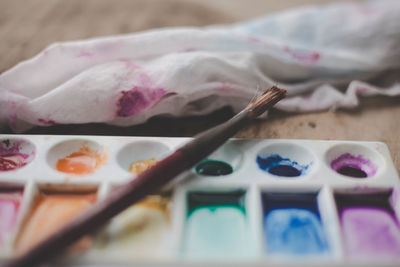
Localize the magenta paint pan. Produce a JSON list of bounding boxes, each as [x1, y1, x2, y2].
[[335, 191, 400, 260], [0, 187, 23, 248], [325, 143, 385, 179], [0, 139, 35, 172]]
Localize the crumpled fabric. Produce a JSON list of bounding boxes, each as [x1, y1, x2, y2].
[[1, 0, 400, 132]]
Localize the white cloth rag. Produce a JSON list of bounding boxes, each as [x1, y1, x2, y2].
[[1, 0, 400, 132]]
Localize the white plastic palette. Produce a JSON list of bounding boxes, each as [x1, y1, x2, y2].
[[0, 134, 399, 267]]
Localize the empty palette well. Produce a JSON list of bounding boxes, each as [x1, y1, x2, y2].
[[262, 192, 329, 256], [183, 191, 249, 259], [15, 189, 97, 253], [335, 191, 400, 260], [95, 194, 172, 259]]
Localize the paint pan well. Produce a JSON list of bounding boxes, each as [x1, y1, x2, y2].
[[47, 140, 106, 176], [117, 141, 171, 174], [0, 138, 35, 172], [183, 191, 249, 259], [15, 189, 97, 253], [262, 193, 329, 256], [194, 142, 243, 177], [335, 192, 400, 259], [0, 188, 22, 247], [95, 161, 172, 260], [95, 194, 171, 259], [326, 144, 383, 179], [256, 143, 314, 178], [195, 159, 233, 176]]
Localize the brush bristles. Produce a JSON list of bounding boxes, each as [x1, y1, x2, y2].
[[245, 86, 287, 118]]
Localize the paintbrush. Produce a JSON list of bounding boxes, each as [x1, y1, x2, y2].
[[4, 86, 286, 267]]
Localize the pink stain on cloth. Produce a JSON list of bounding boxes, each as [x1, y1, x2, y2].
[[117, 87, 168, 117], [1, 1, 400, 132]]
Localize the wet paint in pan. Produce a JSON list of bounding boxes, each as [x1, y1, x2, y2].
[[96, 195, 171, 258], [335, 192, 400, 259], [262, 193, 329, 255], [331, 153, 377, 178], [195, 159, 233, 176], [183, 191, 249, 259], [0, 139, 35, 172], [257, 154, 310, 177], [56, 146, 105, 175], [15, 191, 97, 252], [0, 189, 22, 246]]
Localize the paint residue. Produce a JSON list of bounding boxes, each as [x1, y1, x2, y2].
[[331, 153, 377, 178], [116, 87, 167, 117], [341, 207, 400, 259], [265, 208, 328, 255], [257, 154, 310, 177], [15, 191, 96, 252], [97, 195, 171, 258], [96, 160, 170, 258], [0, 140, 31, 171], [184, 191, 249, 259], [195, 159, 233, 176], [335, 192, 400, 259], [284, 46, 320, 63], [56, 146, 105, 175], [129, 158, 158, 174], [37, 118, 56, 126], [0, 191, 22, 246], [262, 193, 329, 256]]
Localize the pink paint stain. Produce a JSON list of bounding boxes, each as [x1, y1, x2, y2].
[[0, 192, 21, 246], [0, 140, 31, 172], [356, 7, 380, 16], [234, 33, 262, 44], [116, 87, 168, 117], [119, 58, 139, 70], [247, 36, 261, 43], [219, 82, 231, 92], [284, 46, 320, 63], [76, 50, 94, 58], [37, 119, 57, 126], [356, 87, 370, 93], [139, 73, 153, 88], [42, 48, 50, 56]]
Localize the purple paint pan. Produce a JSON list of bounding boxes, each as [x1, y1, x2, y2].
[[335, 192, 400, 259], [331, 153, 377, 178], [326, 144, 384, 179]]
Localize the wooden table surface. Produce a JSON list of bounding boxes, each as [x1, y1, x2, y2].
[[1, 0, 399, 172]]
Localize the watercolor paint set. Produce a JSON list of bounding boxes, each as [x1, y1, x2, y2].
[[0, 134, 400, 266]]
